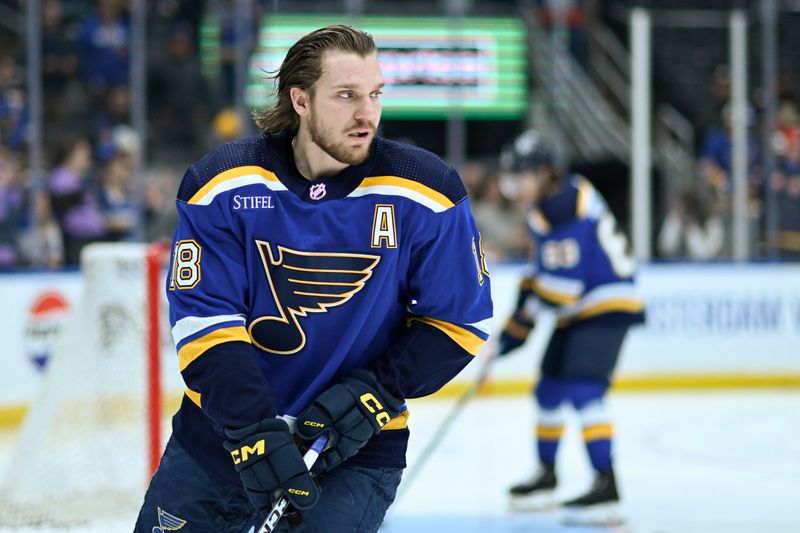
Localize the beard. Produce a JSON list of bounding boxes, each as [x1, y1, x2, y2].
[[308, 109, 373, 166]]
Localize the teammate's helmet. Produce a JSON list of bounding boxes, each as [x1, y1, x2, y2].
[[499, 130, 555, 173]]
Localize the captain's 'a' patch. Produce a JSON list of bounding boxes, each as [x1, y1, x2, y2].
[[249, 241, 380, 355]]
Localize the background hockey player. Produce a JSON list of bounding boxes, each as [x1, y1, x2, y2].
[[495, 129, 644, 525], [134, 25, 493, 532]]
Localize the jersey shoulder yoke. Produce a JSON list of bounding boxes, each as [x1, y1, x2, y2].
[[177, 135, 275, 203], [367, 137, 468, 207]]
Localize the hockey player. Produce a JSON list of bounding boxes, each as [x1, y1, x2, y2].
[[134, 26, 493, 532], [495, 130, 644, 525]]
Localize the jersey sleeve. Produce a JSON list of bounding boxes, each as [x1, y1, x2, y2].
[[371, 170, 494, 399], [168, 166, 277, 432]]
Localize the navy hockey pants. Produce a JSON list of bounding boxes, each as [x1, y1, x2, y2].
[[539, 318, 631, 382], [135, 434, 403, 533]]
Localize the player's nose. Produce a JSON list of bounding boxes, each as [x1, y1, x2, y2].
[[354, 95, 379, 121]]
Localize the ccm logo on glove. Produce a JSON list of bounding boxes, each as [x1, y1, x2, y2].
[[360, 393, 390, 427], [230, 439, 265, 465], [295, 369, 403, 473]]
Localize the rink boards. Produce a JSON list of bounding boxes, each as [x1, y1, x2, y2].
[[1, 262, 799, 423]]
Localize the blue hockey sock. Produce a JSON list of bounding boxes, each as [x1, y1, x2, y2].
[[565, 378, 614, 472], [534, 376, 566, 466]]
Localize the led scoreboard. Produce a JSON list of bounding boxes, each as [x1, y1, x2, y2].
[[245, 15, 528, 119]]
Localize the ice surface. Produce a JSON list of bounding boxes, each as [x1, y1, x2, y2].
[[1, 390, 798, 532]]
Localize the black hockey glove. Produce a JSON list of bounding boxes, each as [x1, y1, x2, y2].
[[497, 311, 534, 356], [295, 369, 403, 473], [223, 418, 319, 513]]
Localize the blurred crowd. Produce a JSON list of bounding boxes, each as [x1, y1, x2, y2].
[[1, 0, 799, 269], [0, 0, 255, 268], [657, 65, 800, 261]]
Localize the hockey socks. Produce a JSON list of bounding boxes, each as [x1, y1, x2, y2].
[[565, 378, 614, 472]]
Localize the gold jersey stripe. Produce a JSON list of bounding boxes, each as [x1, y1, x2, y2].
[[504, 318, 532, 340], [408, 316, 485, 356], [571, 299, 645, 321], [576, 177, 592, 218], [178, 326, 252, 371], [532, 280, 580, 305], [185, 388, 202, 409], [359, 176, 455, 210], [188, 166, 280, 205], [582, 423, 614, 441], [527, 209, 551, 234], [382, 409, 410, 431]]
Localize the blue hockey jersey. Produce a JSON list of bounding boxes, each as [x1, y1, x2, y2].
[[517, 175, 644, 326], [167, 133, 493, 483]]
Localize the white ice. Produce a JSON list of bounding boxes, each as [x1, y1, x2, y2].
[[1, 390, 798, 532]]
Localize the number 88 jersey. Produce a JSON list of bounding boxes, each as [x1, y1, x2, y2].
[[523, 175, 645, 326]]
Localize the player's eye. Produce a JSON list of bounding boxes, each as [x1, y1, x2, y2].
[[338, 91, 354, 99], [370, 90, 383, 98]]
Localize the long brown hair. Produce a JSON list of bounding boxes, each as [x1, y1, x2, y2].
[[252, 25, 376, 135]]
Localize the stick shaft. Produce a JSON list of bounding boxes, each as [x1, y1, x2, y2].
[[394, 350, 495, 504], [395, 312, 558, 505]]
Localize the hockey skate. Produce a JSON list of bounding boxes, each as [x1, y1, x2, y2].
[[507, 464, 557, 512], [560, 469, 624, 526]]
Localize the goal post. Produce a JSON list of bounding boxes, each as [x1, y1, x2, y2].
[[0, 242, 168, 527], [146, 243, 163, 477]]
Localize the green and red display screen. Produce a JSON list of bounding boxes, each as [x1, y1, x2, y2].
[[203, 14, 528, 119]]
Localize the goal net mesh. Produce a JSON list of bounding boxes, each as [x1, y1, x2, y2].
[[0, 243, 164, 527]]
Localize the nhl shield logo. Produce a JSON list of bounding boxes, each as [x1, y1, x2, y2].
[[309, 183, 327, 200]]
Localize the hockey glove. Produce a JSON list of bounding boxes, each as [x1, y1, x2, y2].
[[295, 369, 403, 473], [223, 417, 319, 513], [497, 311, 534, 356]]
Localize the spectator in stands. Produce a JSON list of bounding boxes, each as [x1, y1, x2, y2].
[[657, 187, 725, 260], [699, 102, 761, 255], [48, 136, 106, 265], [97, 152, 137, 242], [773, 100, 800, 159], [0, 147, 23, 266], [769, 123, 800, 260], [209, 107, 244, 147], [77, 0, 130, 95], [92, 84, 132, 162], [141, 166, 179, 245], [148, 21, 212, 163], [699, 103, 760, 203], [0, 56, 29, 154], [41, 0, 82, 128], [472, 169, 530, 261], [698, 65, 731, 136], [534, 0, 589, 69], [17, 189, 64, 268]]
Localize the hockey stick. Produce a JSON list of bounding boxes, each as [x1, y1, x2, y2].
[[257, 432, 330, 533], [393, 345, 498, 504], [393, 311, 558, 505]]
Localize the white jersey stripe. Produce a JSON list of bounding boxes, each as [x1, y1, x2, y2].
[[193, 175, 287, 206], [467, 316, 494, 336], [348, 185, 448, 212], [172, 314, 247, 346]]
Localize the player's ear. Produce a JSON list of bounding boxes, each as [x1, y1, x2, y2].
[[290, 87, 310, 117]]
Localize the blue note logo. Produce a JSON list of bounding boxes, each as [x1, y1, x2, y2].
[[249, 241, 380, 355], [152, 507, 186, 532]]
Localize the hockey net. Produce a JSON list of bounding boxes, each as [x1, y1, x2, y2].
[[0, 243, 168, 527]]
